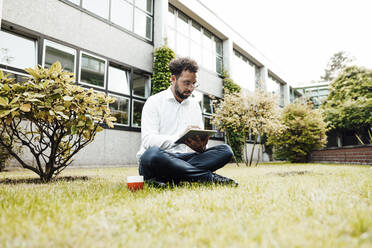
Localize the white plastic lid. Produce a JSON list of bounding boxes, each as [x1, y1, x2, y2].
[[127, 176, 144, 183]]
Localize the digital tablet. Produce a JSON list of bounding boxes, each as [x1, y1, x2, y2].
[[175, 129, 217, 144]]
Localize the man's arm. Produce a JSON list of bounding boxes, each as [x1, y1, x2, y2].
[[183, 100, 209, 153], [141, 98, 178, 150]]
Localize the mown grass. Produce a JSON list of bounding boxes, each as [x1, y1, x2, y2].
[[0, 164, 372, 248]]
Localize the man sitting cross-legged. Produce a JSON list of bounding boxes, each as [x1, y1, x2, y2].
[[136, 57, 238, 187]]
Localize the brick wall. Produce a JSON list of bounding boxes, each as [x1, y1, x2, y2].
[[310, 145, 372, 165]]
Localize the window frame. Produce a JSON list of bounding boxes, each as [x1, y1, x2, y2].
[[132, 72, 151, 99], [0, 29, 38, 71], [62, 0, 154, 42], [131, 99, 145, 128], [42, 39, 77, 74], [79, 51, 108, 90], [108, 93, 131, 127]]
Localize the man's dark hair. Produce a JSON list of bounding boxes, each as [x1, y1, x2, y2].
[[169, 57, 199, 78]]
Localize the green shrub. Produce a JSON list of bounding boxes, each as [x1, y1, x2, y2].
[[222, 70, 241, 94], [322, 66, 372, 130], [151, 46, 176, 95], [268, 102, 327, 162], [0, 62, 116, 181]]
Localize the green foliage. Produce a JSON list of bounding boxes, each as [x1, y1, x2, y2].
[[0, 62, 116, 181], [213, 91, 282, 166], [222, 70, 241, 94], [268, 102, 327, 162], [322, 66, 372, 130], [321, 51, 354, 82], [151, 46, 176, 95], [218, 70, 243, 163]]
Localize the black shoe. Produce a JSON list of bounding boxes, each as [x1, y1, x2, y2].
[[145, 177, 167, 188], [211, 173, 239, 187]]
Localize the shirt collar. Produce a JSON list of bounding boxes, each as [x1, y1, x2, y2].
[[165, 87, 190, 104]]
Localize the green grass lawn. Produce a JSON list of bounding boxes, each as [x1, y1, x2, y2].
[[1, 164, 372, 248]]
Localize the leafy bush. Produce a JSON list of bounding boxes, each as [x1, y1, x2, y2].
[[268, 102, 327, 162], [222, 70, 241, 94], [151, 45, 176, 95], [213, 91, 282, 166], [0, 62, 116, 181], [322, 66, 372, 130]]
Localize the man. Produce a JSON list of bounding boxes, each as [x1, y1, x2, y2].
[[137, 57, 238, 187]]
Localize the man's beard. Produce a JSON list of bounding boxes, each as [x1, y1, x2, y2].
[[175, 81, 192, 100]]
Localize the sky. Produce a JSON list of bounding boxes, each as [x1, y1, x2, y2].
[[202, 0, 372, 86]]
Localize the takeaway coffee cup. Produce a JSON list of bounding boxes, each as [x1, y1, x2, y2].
[[127, 176, 144, 191]]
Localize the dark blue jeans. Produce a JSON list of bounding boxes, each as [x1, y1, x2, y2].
[[139, 144, 233, 183]]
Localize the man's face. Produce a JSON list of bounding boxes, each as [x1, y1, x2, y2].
[[172, 70, 197, 101]]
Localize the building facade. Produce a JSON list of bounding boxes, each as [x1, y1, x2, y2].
[[1, 0, 292, 166]]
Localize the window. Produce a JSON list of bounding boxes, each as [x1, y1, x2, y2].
[[192, 91, 223, 138], [65, 0, 154, 41], [232, 50, 258, 92], [111, 0, 133, 31], [134, 9, 153, 40], [82, 0, 110, 19], [80, 52, 107, 88], [132, 100, 145, 127], [135, 0, 153, 13], [108, 66, 130, 95], [109, 95, 130, 126], [203, 95, 213, 114], [43, 40, 76, 73], [132, 73, 150, 98], [0, 30, 37, 70], [167, 5, 223, 74], [267, 75, 284, 107]]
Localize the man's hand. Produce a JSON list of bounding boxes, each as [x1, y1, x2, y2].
[[184, 134, 209, 153]]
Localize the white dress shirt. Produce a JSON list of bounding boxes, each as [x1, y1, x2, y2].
[[136, 87, 203, 160]]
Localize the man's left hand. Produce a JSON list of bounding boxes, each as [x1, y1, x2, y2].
[[184, 135, 209, 153]]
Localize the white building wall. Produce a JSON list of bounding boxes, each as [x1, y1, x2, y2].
[[2, 0, 153, 72], [0, 0, 3, 23]]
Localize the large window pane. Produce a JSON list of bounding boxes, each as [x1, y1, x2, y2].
[[177, 33, 189, 57], [133, 73, 150, 98], [134, 9, 153, 40], [216, 39, 223, 56], [168, 5, 176, 28], [80, 53, 106, 88], [167, 28, 176, 50], [204, 116, 213, 130], [216, 57, 223, 75], [190, 41, 202, 64], [0, 30, 37, 69], [82, 0, 109, 19], [132, 100, 144, 127], [203, 95, 213, 114], [190, 21, 201, 43], [108, 66, 130, 95], [135, 0, 153, 14], [111, 0, 133, 31], [109, 95, 129, 126], [267, 76, 280, 96], [177, 11, 189, 36], [44, 40, 76, 73], [192, 90, 203, 109], [202, 30, 213, 50], [202, 50, 214, 72]]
